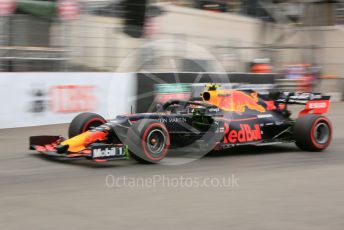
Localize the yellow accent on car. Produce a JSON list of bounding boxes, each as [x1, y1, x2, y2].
[[61, 131, 92, 153]]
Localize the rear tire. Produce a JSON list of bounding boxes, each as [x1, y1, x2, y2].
[[293, 114, 332, 151], [68, 112, 106, 138], [126, 119, 170, 164]]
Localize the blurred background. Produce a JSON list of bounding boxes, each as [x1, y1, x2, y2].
[[2, 0, 344, 97], [0, 0, 343, 74], [1, 0, 343, 102]]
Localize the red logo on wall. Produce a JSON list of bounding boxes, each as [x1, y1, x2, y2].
[[50, 85, 97, 113], [223, 123, 262, 143], [57, 0, 80, 21], [0, 0, 16, 16]]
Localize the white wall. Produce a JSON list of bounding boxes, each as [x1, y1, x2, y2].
[[0, 73, 136, 128]]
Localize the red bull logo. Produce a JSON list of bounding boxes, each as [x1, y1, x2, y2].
[[223, 123, 262, 143], [202, 90, 266, 113]]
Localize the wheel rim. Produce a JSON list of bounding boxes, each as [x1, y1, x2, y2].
[[83, 119, 105, 132], [314, 122, 330, 145], [146, 129, 166, 156]]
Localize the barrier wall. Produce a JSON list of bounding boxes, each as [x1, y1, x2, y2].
[[0, 72, 276, 128], [0, 73, 136, 128]]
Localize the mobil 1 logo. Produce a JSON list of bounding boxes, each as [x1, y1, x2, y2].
[[91, 144, 126, 159]]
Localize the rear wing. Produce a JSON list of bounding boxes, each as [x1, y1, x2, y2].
[[275, 92, 331, 116]]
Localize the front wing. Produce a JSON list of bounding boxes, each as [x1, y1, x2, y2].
[[29, 135, 129, 162]]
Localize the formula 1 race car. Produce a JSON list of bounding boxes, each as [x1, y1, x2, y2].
[[30, 84, 333, 163]]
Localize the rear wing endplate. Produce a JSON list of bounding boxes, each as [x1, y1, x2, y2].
[[276, 92, 331, 116]]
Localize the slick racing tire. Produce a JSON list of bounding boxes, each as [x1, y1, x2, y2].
[[293, 114, 332, 151], [68, 112, 107, 138], [126, 119, 170, 164]]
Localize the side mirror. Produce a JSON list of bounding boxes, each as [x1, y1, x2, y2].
[[156, 103, 163, 112]]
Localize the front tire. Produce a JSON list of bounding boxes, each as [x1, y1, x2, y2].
[[68, 112, 107, 138], [293, 114, 332, 151], [126, 119, 170, 164]]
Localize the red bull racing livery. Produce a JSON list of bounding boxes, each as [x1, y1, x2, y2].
[[30, 84, 333, 164]]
